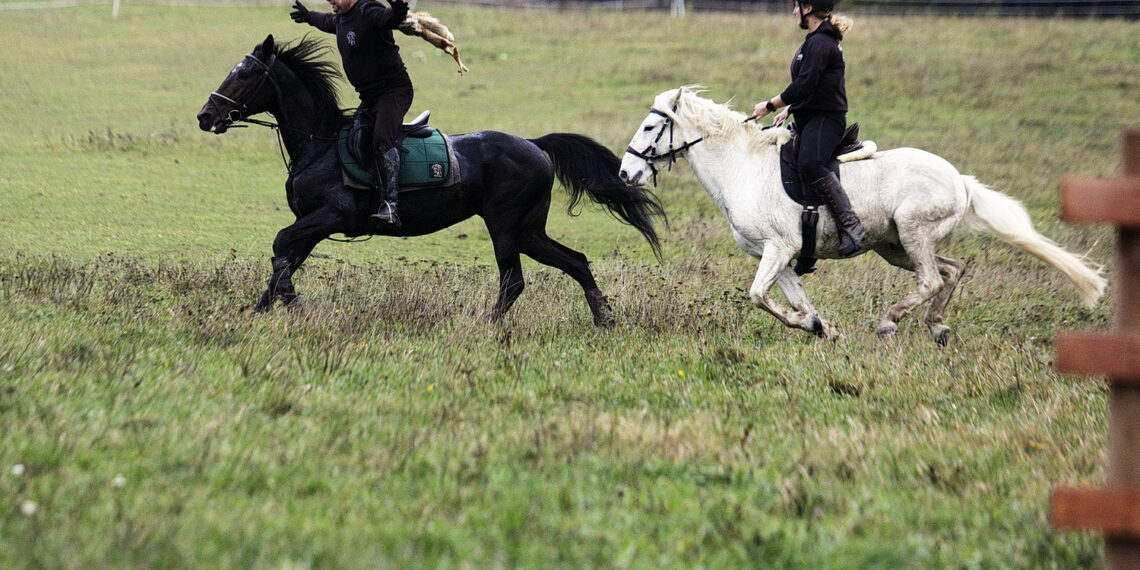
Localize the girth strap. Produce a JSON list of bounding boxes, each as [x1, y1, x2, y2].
[[794, 206, 820, 276]]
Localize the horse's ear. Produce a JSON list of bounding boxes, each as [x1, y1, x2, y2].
[[258, 34, 275, 57], [671, 87, 685, 109]]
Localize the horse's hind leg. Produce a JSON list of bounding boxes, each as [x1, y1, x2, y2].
[[924, 256, 968, 346], [483, 226, 526, 322], [520, 231, 613, 327], [873, 239, 944, 341]]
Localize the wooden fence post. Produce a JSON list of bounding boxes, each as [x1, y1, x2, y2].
[[1051, 127, 1140, 569]]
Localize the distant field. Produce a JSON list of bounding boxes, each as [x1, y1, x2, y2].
[[0, 5, 1137, 568]]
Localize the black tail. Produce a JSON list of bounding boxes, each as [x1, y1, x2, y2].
[[530, 133, 667, 260]]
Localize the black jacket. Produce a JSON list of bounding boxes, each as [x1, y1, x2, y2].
[[779, 20, 847, 114], [305, 0, 412, 106]]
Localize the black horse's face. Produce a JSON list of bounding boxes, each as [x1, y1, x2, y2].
[[197, 35, 277, 134]]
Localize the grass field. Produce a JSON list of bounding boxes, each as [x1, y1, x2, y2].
[[1, 3, 1138, 568]]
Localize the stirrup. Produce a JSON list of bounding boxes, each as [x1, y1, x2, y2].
[[372, 201, 401, 227]]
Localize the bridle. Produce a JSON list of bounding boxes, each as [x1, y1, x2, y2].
[[208, 53, 279, 129], [206, 52, 336, 174], [624, 107, 704, 186]]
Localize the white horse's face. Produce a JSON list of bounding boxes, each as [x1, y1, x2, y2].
[[619, 91, 682, 187]]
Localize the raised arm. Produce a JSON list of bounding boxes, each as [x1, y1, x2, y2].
[[290, 1, 336, 34], [358, 0, 409, 30]]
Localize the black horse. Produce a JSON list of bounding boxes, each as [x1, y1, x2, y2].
[[196, 35, 665, 326]]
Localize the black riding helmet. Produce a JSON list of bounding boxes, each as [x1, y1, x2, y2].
[[796, 1, 838, 29], [796, 0, 838, 12]]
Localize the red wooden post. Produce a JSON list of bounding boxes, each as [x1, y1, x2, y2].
[[1052, 127, 1140, 569]]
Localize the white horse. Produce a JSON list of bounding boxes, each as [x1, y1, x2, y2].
[[618, 87, 1106, 344]]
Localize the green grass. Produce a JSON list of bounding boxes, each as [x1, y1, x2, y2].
[[1, 4, 1137, 568]]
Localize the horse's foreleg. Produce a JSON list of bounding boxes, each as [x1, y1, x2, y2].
[[253, 211, 338, 313], [254, 255, 298, 313], [773, 266, 838, 338], [924, 256, 968, 346], [749, 247, 837, 339], [775, 266, 819, 315]]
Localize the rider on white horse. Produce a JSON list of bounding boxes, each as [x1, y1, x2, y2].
[[752, 1, 867, 257]]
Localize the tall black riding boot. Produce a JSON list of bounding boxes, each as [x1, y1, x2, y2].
[[371, 147, 402, 228], [811, 172, 867, 257]]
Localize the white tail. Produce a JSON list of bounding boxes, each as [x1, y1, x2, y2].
[[961, 176, 1106, 307]]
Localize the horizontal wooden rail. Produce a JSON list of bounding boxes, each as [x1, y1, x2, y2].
[[1052, 487, 1140, 539], [1061, 177, 1140, 226], [1056, 333, 1140, 383]]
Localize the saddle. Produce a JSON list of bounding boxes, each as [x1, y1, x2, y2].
[[779, 122, 867, 207], [338, 110, 461, 191], [779, 123, 876, 275]]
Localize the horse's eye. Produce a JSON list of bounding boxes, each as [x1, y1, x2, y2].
[[643, 125, 655, 132]]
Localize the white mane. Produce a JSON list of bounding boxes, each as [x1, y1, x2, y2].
[[658, 86, 791, 153]]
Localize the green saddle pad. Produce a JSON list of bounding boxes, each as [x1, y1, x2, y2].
[[398, 130, 451, 186], [338, 127, 453, 189]]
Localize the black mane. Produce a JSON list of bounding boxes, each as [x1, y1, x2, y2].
[[274, 36, 347, 130]]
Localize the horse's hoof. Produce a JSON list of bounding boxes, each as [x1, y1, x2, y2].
[[254, 302, 270, 314], [932, 327, 951, 347], [594, 314, 616, 328], [585, 289, 614, 328], [810, 316, 826, 337], [282, 295, 303, 311], [876, 324, 898, 341]]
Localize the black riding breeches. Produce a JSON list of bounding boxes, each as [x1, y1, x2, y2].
[[793, 111, 846, 183], [366, 88, 414, 154]]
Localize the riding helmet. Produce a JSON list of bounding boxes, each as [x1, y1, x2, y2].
[[803, 0, 838, 11]]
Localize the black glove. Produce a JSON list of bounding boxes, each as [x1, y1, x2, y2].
[[290, 1, 310, 23], [388, 0, 408, 12]]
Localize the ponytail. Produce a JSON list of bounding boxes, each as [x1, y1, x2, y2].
[[829, 13, 854, 38]]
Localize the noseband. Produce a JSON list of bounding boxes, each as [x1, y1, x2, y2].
[[624, 107, 704, 186], [208, 54, 278, 125]]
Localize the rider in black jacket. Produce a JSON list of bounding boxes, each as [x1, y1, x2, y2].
[[291, 0, 413, 227], [752, 0, 866, 257]]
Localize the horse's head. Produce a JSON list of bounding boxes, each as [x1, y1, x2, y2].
[[197, 35, 280, 134], [619, 87, 698, 187]]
